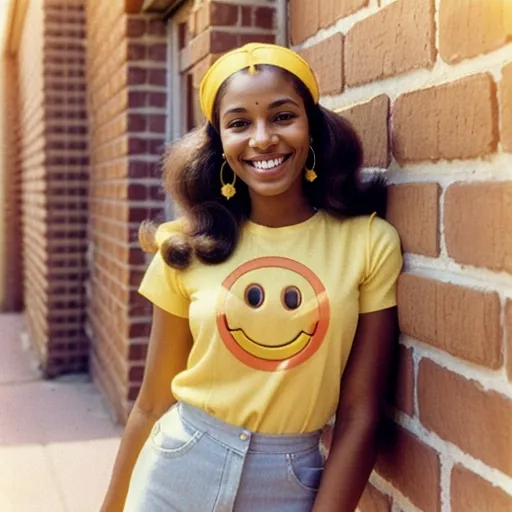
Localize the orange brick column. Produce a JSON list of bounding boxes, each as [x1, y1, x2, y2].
[[289, 0, 512, 509], [0, 56, 23, 312], [85, 1, 168, 422]]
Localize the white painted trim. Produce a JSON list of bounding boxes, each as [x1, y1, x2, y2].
[[275, 0, 287, 47], [163, 15, 183, 220]]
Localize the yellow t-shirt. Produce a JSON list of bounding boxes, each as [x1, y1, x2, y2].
[[139, 211, 402, 434]]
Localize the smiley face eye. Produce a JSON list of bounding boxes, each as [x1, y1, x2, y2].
[[245, 284, 265, 308], [282, 286, 302, 310]]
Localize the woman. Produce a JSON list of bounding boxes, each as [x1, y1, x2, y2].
[[101, 43, 402, 512]]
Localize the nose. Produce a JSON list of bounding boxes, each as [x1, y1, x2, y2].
[[249, 120, 277, 150]]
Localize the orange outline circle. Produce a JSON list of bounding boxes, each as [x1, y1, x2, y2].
[[216, 257, 330, 371]]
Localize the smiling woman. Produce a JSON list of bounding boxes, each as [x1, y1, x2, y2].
[[102, 43, 403, 512]]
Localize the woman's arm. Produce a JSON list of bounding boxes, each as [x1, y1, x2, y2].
[[313, 307, 398, 512], [101, 305, 193, 512]]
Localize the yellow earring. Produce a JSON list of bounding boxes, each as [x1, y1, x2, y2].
[[220, 159, 236, 199], [305, 145, 317, 182]]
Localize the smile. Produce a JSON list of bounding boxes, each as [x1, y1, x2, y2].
[[245, 154, 291, 171], [229, 327, 314, 361]]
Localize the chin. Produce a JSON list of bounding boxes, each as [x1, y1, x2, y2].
[[248, 183, 293, 198]]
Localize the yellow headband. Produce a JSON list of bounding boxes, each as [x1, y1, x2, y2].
[[199, 43, 320, 123]]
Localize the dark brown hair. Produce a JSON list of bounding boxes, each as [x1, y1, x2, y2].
[[140, 65, 387, 268]]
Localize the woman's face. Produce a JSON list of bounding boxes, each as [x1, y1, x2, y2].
[[218, 68, 310, 199]]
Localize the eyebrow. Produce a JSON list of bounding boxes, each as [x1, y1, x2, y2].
[[222, 98, 300, 119]]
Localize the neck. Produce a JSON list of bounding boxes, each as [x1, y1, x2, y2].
[[249, 190, 314, 228]]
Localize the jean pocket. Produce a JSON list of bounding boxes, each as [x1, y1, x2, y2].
[[150, 405, 203, 458], [286, 447, 324, 494]]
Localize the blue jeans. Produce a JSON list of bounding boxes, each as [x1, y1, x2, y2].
[[124, 402, 325, 511]]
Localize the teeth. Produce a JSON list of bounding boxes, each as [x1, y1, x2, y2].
[[252, 157, 285, 170]]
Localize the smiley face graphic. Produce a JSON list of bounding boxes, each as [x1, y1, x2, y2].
[[216, 257, 330, 371]]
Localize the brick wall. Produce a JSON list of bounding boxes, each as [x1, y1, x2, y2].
[[291, 0, 512, 510], [16, 0, 89, 376], [185, 0, 278, 127], [85, 0, 168, 422], [0, 56, 23, 312]]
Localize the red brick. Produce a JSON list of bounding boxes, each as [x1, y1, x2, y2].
[[126, 43, 146, 61], [386, 183, 440, 256], [507, 300, 512, 381], [300, 34, 343, 96], [127, 114, 147, 132], [148, 44, 167, 62], [149, 114, 166, 133], [418, 359, 512, 476], [148, 19, 166, 36], [241, 6, 251, 26], [439, 0, 512, 64], [393, 74, 499, 163], [289, 0, 319, 45], [128, 91, 148, 108], [210, 1, 239, 26], [398, 274, 502, 369], [345, 0, 435, 87], [337, 95, 389, 167], [149, 92, 166, 108], [444, 182, 512, 273], [125, 17, 146, 38], [501, 63, 512, 152], [358, 483, 391, 512], [320, 0, 368, 29], [148, 69, 166, 86], [254, 7, 274, 30], [376, 421, 440, 512], [127, 67, 147, 85], [189, 28, 238, 65], [451, 465, 512, 512]]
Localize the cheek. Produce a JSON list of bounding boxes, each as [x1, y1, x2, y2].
[[220, 131, 245, 160]]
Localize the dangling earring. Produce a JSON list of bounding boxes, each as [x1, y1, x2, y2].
[[305, 145, 317, 182], [220, 156, 236, 199]]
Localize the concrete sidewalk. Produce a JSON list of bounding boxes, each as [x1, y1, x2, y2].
[[0, 314, 123, 512]]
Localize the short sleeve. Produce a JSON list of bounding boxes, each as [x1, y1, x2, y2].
[[138, 222, 190, 318], [359, 216, 403, 314]]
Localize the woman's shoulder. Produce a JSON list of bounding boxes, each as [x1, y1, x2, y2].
[[154, 218, 187, 247], [323, 211, 400, 242]]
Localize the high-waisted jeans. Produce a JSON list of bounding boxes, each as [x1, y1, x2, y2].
[[124, 402, 325, 511]]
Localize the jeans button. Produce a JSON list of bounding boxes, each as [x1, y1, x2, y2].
[[240, 432, 249, 441]]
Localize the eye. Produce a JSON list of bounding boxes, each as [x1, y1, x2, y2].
[[274, 112, 296, 123], [282, 286, 302, 310], [245, 284, 265, 308], [228, 119, 250, 129]]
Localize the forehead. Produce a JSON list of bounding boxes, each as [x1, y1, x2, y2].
[[218, 67, 303, 113]]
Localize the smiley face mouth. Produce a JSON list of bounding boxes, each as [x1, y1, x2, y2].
[[226, 321, 316, 361]]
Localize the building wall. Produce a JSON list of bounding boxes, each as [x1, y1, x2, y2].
[[290, 0, 512, 510], [85, 0, 169, 422], [16, 0, 89, 376], [0, 55, 23, 313]]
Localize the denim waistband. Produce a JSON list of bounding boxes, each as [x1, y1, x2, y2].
[[178, 402, 321, 454]]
